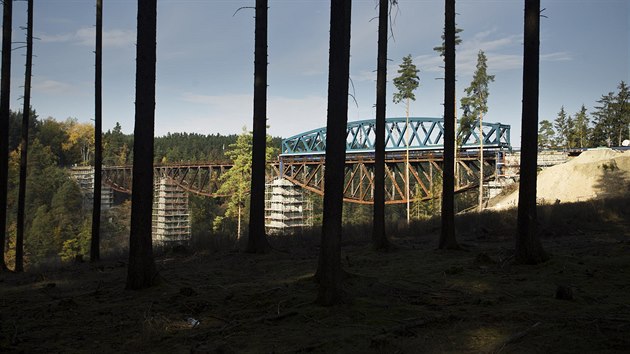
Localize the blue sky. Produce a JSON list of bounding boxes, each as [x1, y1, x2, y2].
[[5, 0, 629, 146]]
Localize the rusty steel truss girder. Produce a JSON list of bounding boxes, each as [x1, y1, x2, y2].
[[101, 150, 501, 204], [278, 150, 499, 204], [102, 163, 236, 197]]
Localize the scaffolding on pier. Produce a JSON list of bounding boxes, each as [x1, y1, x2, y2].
[[69, 166, 113, 210], [152, 177, 191, 246], [265, 178, 313, 235]]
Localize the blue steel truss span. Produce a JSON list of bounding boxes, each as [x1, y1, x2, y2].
[[281, 117, 511, 156]]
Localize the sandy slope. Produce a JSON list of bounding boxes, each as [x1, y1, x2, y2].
[[491, 148, 630, 209]]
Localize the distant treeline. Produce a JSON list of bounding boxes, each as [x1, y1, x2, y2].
[[2, 110, 285, 268], [5, 110, 283, 167], [539, 81, 629, 149]]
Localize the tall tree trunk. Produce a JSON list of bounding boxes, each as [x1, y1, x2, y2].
[[405, 98, 410, 224], [126, 0, 158, 290], [516, 0, 547, 264], [15, 0, 33, 272], [0, 0, 13, 271], [316, 0, 352, 306], [247, 0, 271, 254], [91, 0, 103, 262], [371, 0, 391, 251], [237, 203, 242, 240], [439, 0, 458, 249]]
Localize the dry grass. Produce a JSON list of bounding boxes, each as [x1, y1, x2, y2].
[[1, 197, 629, 353]]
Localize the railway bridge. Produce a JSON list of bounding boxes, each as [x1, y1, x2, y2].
[[100, 117, 512, 204]]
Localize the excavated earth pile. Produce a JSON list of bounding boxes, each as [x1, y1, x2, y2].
[[490, 148, 630, 209]]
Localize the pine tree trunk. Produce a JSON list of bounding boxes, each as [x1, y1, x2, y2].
[[247, 0, 271, 254], [0, 0, 13, 271], [516, 0, 547, 264], [439, 0, 458, 250], [316, 0, 352, 306], [371, 0, 391, 251], [15, 0, 34, 272], [91, 0, 103, 262], [237, 203, 242, 240], [405, 98, 410, 224], [126, 0, 158, 290]]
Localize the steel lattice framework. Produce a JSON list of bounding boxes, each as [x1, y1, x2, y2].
[[278, 151, 500, 204], [281, 117, 510, 155], [101, 117, 511, 204], [103, 163, 235, 197]]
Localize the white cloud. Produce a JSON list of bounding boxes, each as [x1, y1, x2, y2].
[[33, 79, 75, 95], [414, 29, 571, 75], [40, 27, 135, 48]]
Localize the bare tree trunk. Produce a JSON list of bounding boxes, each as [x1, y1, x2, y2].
[[371, 0, 391, 251], [247, 0, 271, 254], [516, 0, 547, 264], [126, 0, 158, 290], [405, 98, 410, 224], [439, 0, 458, 250], [237, 203, 242, 240], [478, 112, 484, 210], [91, 0, 103, 262], [316, 0, 352, 306], [0, 0, 13, 271], [15, 0, 34, 272]]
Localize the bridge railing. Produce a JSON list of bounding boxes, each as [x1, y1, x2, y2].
[[281, 117, 510, 156]]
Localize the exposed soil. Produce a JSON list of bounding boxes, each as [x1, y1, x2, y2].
[[490, 148, 630, 209], [1, 200, 629, 353]]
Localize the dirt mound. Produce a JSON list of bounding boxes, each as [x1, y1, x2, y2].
[[490, 148, 630, 209]]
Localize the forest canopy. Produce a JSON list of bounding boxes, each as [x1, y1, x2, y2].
[[2, 111, 282, 268]]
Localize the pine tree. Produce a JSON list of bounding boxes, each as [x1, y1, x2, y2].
[[15, 0, 34, 272], [126, 0, 158, 290], [554, 106, 571, 149], [459, 50, 495, 140], [393, 54, 420, 224], [317, 0, 352, 306], [591, 92, 615, 147], [393, 55, 420, 105], [460, 50, 494, 211], [537, 119, 555, 149], [613, 81, 630, 145], [0, 0, 14, 271], [516, 0, 547, 265], [247, 0, 271, 253], [371, 0, 393, 251], [572, 105, 589, 148], [216, 128, 275, 241], [91, 0, 103, 262], [591, 82, 630, 147], [439, 0, 459, 250], [433, 26, 463, 58]]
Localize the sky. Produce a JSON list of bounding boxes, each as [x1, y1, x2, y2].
[[4, 0, 629, 147]]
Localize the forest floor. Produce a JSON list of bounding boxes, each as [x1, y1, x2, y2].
[[1, 198, 629, 353]]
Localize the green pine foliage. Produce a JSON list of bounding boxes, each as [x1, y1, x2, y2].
[[3, 110, 286, 267], [537, 82, 627, 150], [572, 105, 590, 148], [460, 50, 495, 142], [433, 27, 463, 58], [393, 55, 420, 104], [554, 106, 571, 149], [590, 81, 630, 147], [538, 119, 555, 149], [213, 128, 278, 239]]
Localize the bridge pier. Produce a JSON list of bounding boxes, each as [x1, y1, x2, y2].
[[152, 177, 191, 246], [70, 166, 113, 211]]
